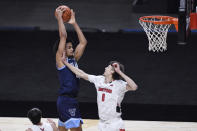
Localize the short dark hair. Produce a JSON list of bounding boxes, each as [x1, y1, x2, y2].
[[27, 108, 42, 125], [52, 38, 75, 55], [109, 61, 125, 80]]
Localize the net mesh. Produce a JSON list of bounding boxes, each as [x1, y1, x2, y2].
[[139, 17, 172, 52]]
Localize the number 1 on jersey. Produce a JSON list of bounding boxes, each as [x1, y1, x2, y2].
[[102, 93, 105, 102]]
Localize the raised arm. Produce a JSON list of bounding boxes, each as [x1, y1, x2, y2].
[[55, 6, 67, 68], [113, 63, 138, 91], [68, 10, 87, 61], [62, 57, 89, 81]]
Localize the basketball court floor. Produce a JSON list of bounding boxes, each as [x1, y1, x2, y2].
[[0, 117, 197, 131]]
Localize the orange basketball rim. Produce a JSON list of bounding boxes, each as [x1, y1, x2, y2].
[[139, 16, 178, 31]]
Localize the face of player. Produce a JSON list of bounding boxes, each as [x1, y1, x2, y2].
[[65, 42, 74, 57], [104, 65, 115, 76]]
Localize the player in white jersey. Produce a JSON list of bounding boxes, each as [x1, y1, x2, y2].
[[27, 122, 53, 131], [26, 108, 58, 131], [62, 60, 138, 131]]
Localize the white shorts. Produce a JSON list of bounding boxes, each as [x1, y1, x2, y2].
[[98, 118, 125, 131]]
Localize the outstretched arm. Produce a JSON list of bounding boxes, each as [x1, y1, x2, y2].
[[62, 57, 89, 81], [68, 10, 87, 61], [55, 6, 67, 68], [113, 63, 138, 91]]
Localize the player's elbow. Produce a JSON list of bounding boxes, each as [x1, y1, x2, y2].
[[79, 73, 86, 80], [128, 84, 138, 91], [81, 39, 87, 46], [132, 85, 138, 91], [84, 39, 87, 45]]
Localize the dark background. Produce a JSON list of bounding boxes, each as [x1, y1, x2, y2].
[[0, 0, 197, 121], [1, 30, 197, 105]]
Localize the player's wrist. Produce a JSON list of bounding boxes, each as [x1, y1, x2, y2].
[[116, 70, 122, 75], [57, 16, 63, 21]]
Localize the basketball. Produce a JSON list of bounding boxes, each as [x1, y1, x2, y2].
[[55, 5, 71, 23]]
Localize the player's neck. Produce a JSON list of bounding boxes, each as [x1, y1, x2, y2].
[[104, 76, 113, 83], [67, 56, 74, 59], [36, 122, 43, 126]]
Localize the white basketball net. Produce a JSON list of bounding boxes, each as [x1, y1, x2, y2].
[[139, 17, 172, 52]]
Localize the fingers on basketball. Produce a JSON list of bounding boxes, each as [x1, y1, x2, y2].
[[55, 5, 71, 23]]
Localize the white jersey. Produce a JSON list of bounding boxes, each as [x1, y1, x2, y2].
[[30, 122, 53, 131], [88, 75, 128, 121]]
